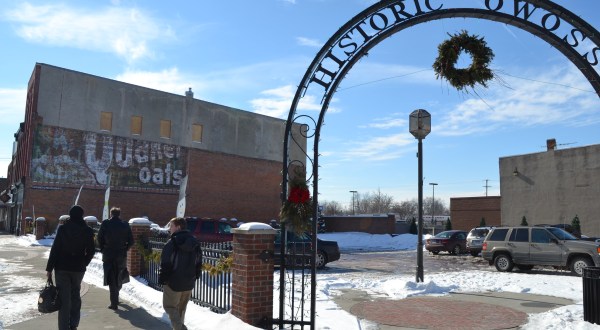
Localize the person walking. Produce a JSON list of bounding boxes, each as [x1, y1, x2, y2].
[[45, 205, 96, 330], [159, 217, 200, 330], [97, 207, 134, 309]]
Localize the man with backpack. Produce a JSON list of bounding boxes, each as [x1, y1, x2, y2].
[[159, 217, 201, 330], [46, 205, 96, 330]]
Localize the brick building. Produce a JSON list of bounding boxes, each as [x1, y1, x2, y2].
[[1, 63, 304, 233], [449, 196, 501, 231]]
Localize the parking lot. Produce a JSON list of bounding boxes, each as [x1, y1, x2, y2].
[[323, 249, 576, 277]]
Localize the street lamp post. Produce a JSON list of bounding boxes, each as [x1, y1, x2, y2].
[[349, 190, 357, 215], [429, 183, 438, 235], [409, 109, 431, 283]]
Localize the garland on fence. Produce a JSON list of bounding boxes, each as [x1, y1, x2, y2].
[[140, 236, 232, 276], [202, 255, 233, 276], [136, 238, 161, 266], [432, 30, 496, 91]]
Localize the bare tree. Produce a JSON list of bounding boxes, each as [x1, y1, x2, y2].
[[319, 200, 345, 216], [354, 189, 395, 214], [391, 199, 418, 220], [423, 197, 450, 216], [371, 188, 394, 214]]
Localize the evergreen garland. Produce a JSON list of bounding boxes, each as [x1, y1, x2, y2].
[[280, 168, 312, 235]]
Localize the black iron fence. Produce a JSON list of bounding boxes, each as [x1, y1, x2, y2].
[[141, 237, 233, 314]]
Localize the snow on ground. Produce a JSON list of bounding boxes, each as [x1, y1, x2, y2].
[[1, 232, 599, 329]]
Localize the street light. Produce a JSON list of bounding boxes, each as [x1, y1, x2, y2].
[[429, 183, 438, 235], [409, 109, 431, 283], [349, 190, 357, 215]]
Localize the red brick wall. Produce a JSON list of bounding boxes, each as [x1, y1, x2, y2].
[[185, 149, 281, 223], [23, 185, 178, 231], [450, 196, 501, 231], [21, 149, 283, 229], [323, 214, 395, 234], [128, 223, 150, 277]]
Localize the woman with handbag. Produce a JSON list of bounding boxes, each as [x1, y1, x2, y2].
[[46, 205, 96, 330]]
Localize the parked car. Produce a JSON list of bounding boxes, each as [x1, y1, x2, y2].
[[466, 227, 493, 256], [149, 222, 170, 237], [185, 217, 233, 242], [425, 230, 468, 255], [534, 223, 579, 237], [481, 226, 600, 276], [274, 230, 340, 269]]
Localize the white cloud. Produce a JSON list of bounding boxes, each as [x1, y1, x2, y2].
[[115, 67, 198, 96], [4, 2, 174, 62], [296, 37, 321, 47], [361, 114, 407, 129], [251, 85, 339, 119], [341, 133, 414, 161], [436, 66, 600, 136], [0, 88, 27, 169], [115, 66, 337, 119], [0, 88, 27, 122]]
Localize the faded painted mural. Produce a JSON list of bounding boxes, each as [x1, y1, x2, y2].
[[31, 125, 187, 188]]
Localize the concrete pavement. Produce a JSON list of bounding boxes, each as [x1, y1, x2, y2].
[[0, 232, 576, 329], [0, 232, 170, 330]]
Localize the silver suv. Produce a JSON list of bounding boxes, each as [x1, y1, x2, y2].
[[481, 226, 600, 276], [466, 227, 493, 257]]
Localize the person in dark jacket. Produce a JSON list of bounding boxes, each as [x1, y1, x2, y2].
[[97, 207, 134, 309], [159, 217, 200, 330], [46, 205, 95, 330]]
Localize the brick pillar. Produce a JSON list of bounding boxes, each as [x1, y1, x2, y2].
[[20, 217, 28, 236], [231, 224, 276, 329], [127, 219, 151, 277], [35, 217, 46, 240]]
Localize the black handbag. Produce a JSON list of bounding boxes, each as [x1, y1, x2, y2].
[[120, 268, 130, 284], [38, 278, 61, 313]]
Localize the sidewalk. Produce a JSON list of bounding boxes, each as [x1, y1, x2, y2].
[[0, 232, 170, 330], [0, 232, 576, 329]]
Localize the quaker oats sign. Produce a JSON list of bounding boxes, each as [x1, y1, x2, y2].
[[31, 126, 187, 188]]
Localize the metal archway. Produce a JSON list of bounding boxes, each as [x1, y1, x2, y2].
[[278, 1, 600, 328]]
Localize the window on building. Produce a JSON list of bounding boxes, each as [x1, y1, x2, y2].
[[131, 116, 142, 135], [192, 124, 203, 143], [100, 112, 112, 131], [160, 119, 171, 139]]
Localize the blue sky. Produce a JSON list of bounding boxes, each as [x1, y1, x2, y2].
[[1, 0, 599, 210]]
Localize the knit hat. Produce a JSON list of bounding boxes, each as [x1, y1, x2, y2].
[[69, 205, 84, 218]]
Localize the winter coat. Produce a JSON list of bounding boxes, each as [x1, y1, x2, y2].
[[160, 230, 200, 292], [46, 217, 95, 273], [97, 216, 134, 263]]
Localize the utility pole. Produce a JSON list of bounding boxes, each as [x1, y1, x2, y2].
[[349, 190, 357, 215], [429, 183, 438, 234], [483, 179, 491, 197]]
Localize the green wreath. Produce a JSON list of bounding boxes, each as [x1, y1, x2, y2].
[[432, 30, 495, 90]]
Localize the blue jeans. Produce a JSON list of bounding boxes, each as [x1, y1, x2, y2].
[[55, 270, 85, 330]]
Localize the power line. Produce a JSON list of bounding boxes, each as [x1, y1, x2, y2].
[[334, 68, 595, 94], [483, 179, 492, 197], [337, 69, 430, 92], [499, 72, 595, 93]]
